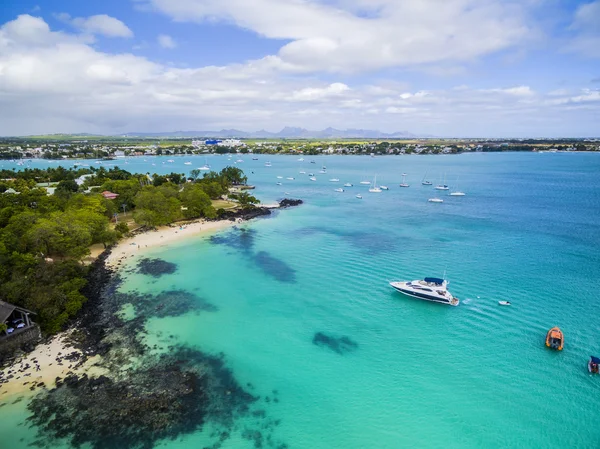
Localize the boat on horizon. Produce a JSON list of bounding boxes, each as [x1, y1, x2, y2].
[[422, 171, 433, 185], [399, 173, 409, 188], [546, 327, 564, 350], [390, 277, 459, 306], [449, 177, 465, 196], [369, 176, 382, 193]]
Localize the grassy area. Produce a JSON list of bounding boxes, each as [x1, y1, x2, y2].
[[212, 200, 237, 210]]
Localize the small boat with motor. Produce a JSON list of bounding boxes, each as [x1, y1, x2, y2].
[[310, 177, 317, 181], [390, 277, 459, 306], [356, 194, 362, 199], [344, 183, 353, 187], [589, 356, 600, 374], [334, 188, 344, 193], [545, 327, 564, 350], [380, 185, 389, 190], [286, 177, 295, 180], [498, 301, 511, 306]]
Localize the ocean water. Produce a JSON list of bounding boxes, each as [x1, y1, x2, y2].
[[1, 152, 600, 448]]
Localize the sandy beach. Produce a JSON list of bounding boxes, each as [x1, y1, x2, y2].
[[0, 332, 105, 399], [1, 218, 239, 399], [105, 218, 237, 269]]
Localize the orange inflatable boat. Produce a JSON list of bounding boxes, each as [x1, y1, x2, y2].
[[546, 327, 564, 351]]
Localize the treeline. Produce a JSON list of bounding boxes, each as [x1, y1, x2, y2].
[[0, 166, 257, 334]]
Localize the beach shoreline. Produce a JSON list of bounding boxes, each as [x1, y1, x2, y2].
[[0, 200, 303, 399]]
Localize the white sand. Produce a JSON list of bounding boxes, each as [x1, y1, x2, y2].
[[105, 219, 237, 269], [0, 332, 104, 398], [0, 219, 241, 398]]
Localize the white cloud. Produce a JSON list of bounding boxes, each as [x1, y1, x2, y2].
[[144, 0, 533, 72], [0, 15, 598, 137], [58, 13, 133, 38], [564, 1, 600, 58], [157, 34, 177, 49]]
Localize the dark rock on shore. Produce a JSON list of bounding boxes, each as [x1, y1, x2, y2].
[[312, 332, 358, 355], [278, 199, 303, 208], [137, 258, 178, 278], [218, 206, 272, 222]]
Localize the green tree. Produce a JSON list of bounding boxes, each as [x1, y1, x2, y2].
[[133, 186, 181, 227], [180, 184, 212, 219]]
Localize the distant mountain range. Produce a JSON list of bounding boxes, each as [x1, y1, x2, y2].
[[121, 127, 428, 139]]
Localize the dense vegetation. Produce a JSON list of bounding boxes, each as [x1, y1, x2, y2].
[[0, 166, 256, 334]]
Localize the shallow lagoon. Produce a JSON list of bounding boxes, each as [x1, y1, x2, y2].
[[1, 152, 600, 448]]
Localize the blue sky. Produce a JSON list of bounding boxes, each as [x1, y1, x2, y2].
[[0, 0, 599, 136]]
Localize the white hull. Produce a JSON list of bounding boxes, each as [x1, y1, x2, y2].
[[390, 281, 459, 306]]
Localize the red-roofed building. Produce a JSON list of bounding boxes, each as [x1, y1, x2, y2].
[[101, 191, 119, 200]]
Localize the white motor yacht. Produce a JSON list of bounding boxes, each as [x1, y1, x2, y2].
[[390, 278, 459, 306]]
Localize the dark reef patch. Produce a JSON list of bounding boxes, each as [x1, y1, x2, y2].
[[29, 248, 285, 449], [210, 228, 296, 283], [253, 252, 296, 283], [28, 348, 257, 449], [295, 226, 397, 254], [137, 258, 178, 278], [210, 227, 257, 254], [312, 332, 358, 355]]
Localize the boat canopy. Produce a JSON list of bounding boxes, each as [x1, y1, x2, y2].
[[591, 356, 600, 364], [424, 277, 444, 285]]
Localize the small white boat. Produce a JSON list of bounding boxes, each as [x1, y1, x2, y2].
[[380, 185, 389, 190], [399, 174, 409, 188], [298, 158, 304, 162], [334, 188, 344, 192], [236, 159, 243, 163], [184, 162, 192, 165], [319, 170, 327, 174], [277, 176, 283, 179], [369, 176, 382, 193], [286, 177, 295, 180], [498, 301, 511, 306], [276, 182, 282, 185], [299, 170, 306, 174], [329, 178, 340, 182], [199, 165, 210, 171], [356, 194, 362, 199], [436, 173, 449, 190], [265, 162, 272, 167], [310, 177, 317, 181], [428, 198, 444, 203], [449, 177, 465, 196], [167, 159, 174, 163], [360, 181, 371, 185], [422, 172, 432, 185], [344, 183, 353, 187]]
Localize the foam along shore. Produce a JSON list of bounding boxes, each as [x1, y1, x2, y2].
[[0, 332, 105, 398]]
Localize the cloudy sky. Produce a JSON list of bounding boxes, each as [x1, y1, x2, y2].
[[0, 0, 599, 137]]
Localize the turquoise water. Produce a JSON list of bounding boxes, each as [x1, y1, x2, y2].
[[2, 153, 600, 448]]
